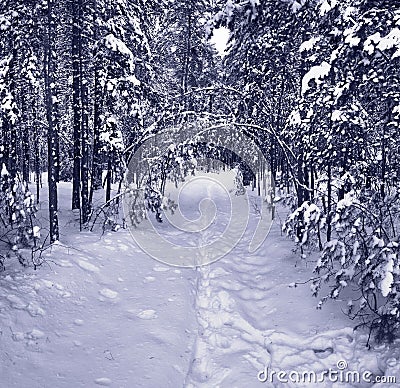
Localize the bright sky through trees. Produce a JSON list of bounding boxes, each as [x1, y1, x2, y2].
[[210, 26, 229, 57]]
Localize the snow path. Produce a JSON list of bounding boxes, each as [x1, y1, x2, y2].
[[179, 176, 398, 387], [0, 177, 399, 387], [184, 222, 399, 387]]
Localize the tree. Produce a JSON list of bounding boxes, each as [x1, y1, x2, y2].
[[44, 0, 60, 242], [284, 0, 400, 344], [154, 0, 218, 117]]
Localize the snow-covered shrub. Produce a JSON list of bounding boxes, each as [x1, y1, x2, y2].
[[283, 201, 325, 252], [128, 141, 200, 224], [0, 165, 40, 269], [58, 155, 74, 181], [126, 186, 147, 228], [286, 187, 400, 344], [314, 190, 400, 344], [144, 185, 164, 223]]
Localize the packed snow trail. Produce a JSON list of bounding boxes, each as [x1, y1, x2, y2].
[[177, 174, 399, 388], [183, 224, 392, 388]]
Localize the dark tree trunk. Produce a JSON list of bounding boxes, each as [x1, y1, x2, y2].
[[297, 151, 304, 207], [105, 154, 112, 203], [90, 69, 103, 194], [380, 102, 393, 200], [72, 0, 82, 210], [32, 99, 41, 203], [34, 128, 41, 203], [7, 47, 18, 177], [326, 161, 332, 242], [22, 125, 30, 183], [20, 93, 31, 183], [45, 0, 59, 242], [81, 78, 90, 224]]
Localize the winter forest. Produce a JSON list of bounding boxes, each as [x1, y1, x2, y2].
[[1, 0, 400, 386]]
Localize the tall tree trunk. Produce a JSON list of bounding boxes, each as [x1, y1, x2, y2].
[[22, 93, 30, 183], [45, 0, 59, 242], [326, 161, 332, 242], [72, 0, 82, 209], [90, 69, 104, 196], [32, 98, 41, 203], [297, 151, 304, 207], [380, 102, 393, 200], [34, 129, 41, 203], [310, 165, 315, 200], [81, 78, 90, 224], [7, 48, 18, 177], [89, 2, 104, 207], [338, 151, 347, 201]]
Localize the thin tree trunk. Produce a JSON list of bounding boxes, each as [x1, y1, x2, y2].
[[81, 78, 90, 224], [310, 165, 315, 201], [23, 122, 30, 183], [380, 102, 393, 200], [7, 48, 18, 177], [105, 154, 112, 203], [33, 100, 41, 203], [326, 161, 332, 242], [72, 0, 82, 209], [326, 104, 334, 243], [89, 1, 103, 210], [181, 6, 192, 110], [90, 69, 103, 197]]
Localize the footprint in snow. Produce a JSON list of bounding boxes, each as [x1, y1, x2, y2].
[[137, 309, 158, 320], [12, 332, 25, 342], [27, 302, 46, 317], [12, 329, 45, 342], [58, 259, 73, 267], [77, 260, 100, 273], [61, 291, 72, 298], [313, 347, 334, 359], [99, 288, 118, 299], [153, 266, 169, 272], [209, 267, 231, 278], [7, 295, 26, 310], [94, 377, 112, 386], [42, 280, 54, 288], [27, 329, 45, 340]]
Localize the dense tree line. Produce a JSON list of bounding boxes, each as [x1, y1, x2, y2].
[[1, 0, 400, 343], [215, 0, 400, 344]]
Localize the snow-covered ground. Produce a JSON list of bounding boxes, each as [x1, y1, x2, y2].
[[0, 172, 399, 387]]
